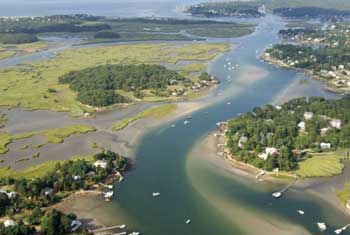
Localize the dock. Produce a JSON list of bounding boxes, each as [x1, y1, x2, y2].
[[335, 223, 350, 234], [272, 179, 297, 198], [92, 224, 126, 234]]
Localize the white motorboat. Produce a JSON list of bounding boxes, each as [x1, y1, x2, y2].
[[185, 219, 191, 224], [272, 192, 282, 198], [184, 120, 190, 125], [297, 210, 304, 215], [317, 222, 327, 231], [152, 192, 160, 197]]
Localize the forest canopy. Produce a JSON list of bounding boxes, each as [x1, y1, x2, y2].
[[226, 97, 350, 171], [59, 64, 186, 107]]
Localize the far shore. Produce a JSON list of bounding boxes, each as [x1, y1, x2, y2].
[[261, 54, 350, 96]]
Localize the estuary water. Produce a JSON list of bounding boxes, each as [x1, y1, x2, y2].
[[0, 1, 347, 234]]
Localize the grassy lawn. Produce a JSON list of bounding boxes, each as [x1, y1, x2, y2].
[[296, 150, 348, 178], [0, 155, 94, 179], [0, 50, 16, 60], [0, 124, 96, 154], [337, 182, 350, 205], [112, 103, 177, 131], [0, 43, 229, 116]]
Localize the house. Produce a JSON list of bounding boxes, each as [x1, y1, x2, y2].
[[304, 112, 314, 120], [321, 127, 330, 135], [86, 171, 95, 177], [42, 187, 54, 196], [93, 159, 107, 169], [4, 219, 16, 227], [258, 147, 279, 160], [320, 142, 332, 149], [330, 119, 342, 129], [72, 175, 81, 181], [238, 136, 248, 149], [71, 220, 82, 232], [0, 189, 16, 199], [298, 121, 306, 132]]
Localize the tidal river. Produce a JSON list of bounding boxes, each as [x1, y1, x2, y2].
[[92, 15, 345, 235], [1, 1, 347, 234]]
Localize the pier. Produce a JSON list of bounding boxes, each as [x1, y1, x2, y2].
[[272, 179, 297, 198], [335, 224, 350, 234], [92, 224, 126, 234]]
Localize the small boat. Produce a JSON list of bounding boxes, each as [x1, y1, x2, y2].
[[185, 219, 191, 224], [119, 224, 126, 229], [171, 124, 176, 128], [152, 192, 160, 197], [272, 192, 282, 198], [297, 210, 304, 215], [184, 120, 190, 125], [335, 228, 343, 234], [317, 222, 327, 231], [227, 102, 231, 105], [129, 232, 140, 235]]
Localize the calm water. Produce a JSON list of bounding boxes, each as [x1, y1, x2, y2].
[[1, 1, 347, 234]]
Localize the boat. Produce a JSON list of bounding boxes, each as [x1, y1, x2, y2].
[[272, 192, 282, 198], [184, 120, 190, 125], [171, 124, 176, 128], [152, 192, 160, 197], [227, 102, 231, 105], [297, 210, 304, 215], [335, 228, 343, 234], [129, 232, 140, 235], [185, 219, 191, 224], [317, 222, 327, 231], [119, 224, 126, 229]]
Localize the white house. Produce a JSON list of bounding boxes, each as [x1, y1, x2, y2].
[[321, 127, 330, 135], [42, 187, 54, 196], [238, 136, 248, 149], [330, 119, 342, 129], [93, 160, 107, 169], [304, 112, 314, 120], [4, 219, 16, 227], [72, 175, 81, 181], [71, 220, 82, 232], [298, 121, 306, 132], [320, 142, 332, 149], [258, 147, 279, 160], [0, 189, 16, 199]]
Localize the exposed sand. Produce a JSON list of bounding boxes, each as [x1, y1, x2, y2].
[[186, 134, 311, 235]]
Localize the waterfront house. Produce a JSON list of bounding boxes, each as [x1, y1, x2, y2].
[[320, 142, 332, 149], [304, 112, 314, 120], [258, 147, 279, 160], [330, 119, 342, 129], [238, 136, 248, 149], [4, 219, 16, 228], [71, 220, 82, 232], [42, 187, 54, 196], [93, 159, 107, 169]]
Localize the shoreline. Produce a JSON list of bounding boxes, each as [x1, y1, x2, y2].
[[261, 54, 350, 96], [211, 126, 350, 217]]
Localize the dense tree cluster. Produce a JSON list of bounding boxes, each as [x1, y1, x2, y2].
[[185, 2, 264, 17], [226, 97, 350, 171], [0, 33, 38, 44], [266, 43, 350, 72], [59, 64, 186, 107], [273, 7, 350, 19], [0, 151, 127, 217]]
